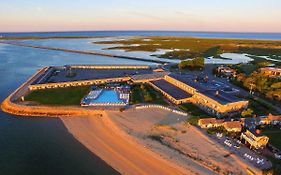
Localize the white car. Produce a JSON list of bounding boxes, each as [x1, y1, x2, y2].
[[275, 154, 281, 159], [216, 133, 223, 138], [234, 145, 240, 149], [224, 140, 232, 147]]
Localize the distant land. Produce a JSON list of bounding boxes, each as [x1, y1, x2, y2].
[[1, 31, 281, 40]]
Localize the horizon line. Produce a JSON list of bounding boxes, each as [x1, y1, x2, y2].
[[1, 30, 281, 34]]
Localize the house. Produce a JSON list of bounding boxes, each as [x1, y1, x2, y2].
[[223, 121, 242, 132], [257, 116, 271, 125], [240, 129, 269, 149], [198, 118, 242, 132], [198, 118, 224, 128], [256, 114, 281, 125], [260, 67, 281, 78], [217, 66, 236, 77], [268, 113, 281, 125]]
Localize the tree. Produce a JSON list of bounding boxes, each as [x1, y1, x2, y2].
[[241, 108, 254, 117], [236, 73, 246, 82], [178, 57, 204, 70], [271, 82, 281, 89], [257, 61, 271, 68]]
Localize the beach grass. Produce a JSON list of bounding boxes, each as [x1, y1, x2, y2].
[[25, 86, 90, 105]]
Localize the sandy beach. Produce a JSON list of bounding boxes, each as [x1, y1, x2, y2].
[[109, 108, 248, 175], [61, 112, 191, 175], [61, 108, 250, 175]]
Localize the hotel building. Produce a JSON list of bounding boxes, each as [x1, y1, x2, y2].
[[150, 74, 248, 117]]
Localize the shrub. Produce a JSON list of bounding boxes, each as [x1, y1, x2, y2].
[[241, 108, 254, 117], [178, 57, 204, 70]]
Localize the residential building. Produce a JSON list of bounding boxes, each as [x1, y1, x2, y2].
[[260, 67, 281, 78], [198, 118, 242, 132], [198, 118, 224, 128], [240, 130, 269, 149], [223, 121, 242, 132]]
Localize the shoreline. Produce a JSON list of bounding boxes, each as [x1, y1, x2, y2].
[[60, 112, 190, 175], [0, 90, 259, 175], [0, 67, 104, 117], [0, 63, 268, 175]]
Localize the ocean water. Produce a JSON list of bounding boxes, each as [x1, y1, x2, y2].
[[0, 43, 138, 175], [1, 31, 281, 40]]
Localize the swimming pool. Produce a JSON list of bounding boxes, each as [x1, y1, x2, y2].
[[91, 90, 124, 104]]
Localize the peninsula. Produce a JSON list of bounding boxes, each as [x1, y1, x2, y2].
[[2, 62, 280, 175]]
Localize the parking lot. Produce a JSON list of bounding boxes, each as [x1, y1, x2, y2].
[[211, 133, 272, 170]]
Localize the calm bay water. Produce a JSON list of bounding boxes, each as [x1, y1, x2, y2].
[[1, 31, 281, 175]]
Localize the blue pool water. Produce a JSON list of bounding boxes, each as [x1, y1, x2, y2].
[[92, 90, 123, 103]]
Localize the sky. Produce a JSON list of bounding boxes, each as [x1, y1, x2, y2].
[[0, 0, 281, 33]]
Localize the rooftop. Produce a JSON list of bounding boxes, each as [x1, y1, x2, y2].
[[198, 118, 224, 125], [168, 73, 207, 92], [150, 79, 192, 100], [203, 90, 242, 105], [223, 121, 242, 129], [247, 129, 263, 138], [32, 67, 153, 85], [168, 73, 245, 104]]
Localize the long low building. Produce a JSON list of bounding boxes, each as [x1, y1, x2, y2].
[[149, 79, 192, 104], [27, 65, 248, 117], [29, 65, 155, 90], [149, 73, 248, 117]]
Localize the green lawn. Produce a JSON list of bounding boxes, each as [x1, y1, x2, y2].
[[179, 103, 210, 125], [179, 103, 209, 117], [129, 84, 168, 105], [25, 86, 90, 105], [262, 126, 281, 150], [261, 126, 281, 175], [247, 95, 279, 116]]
